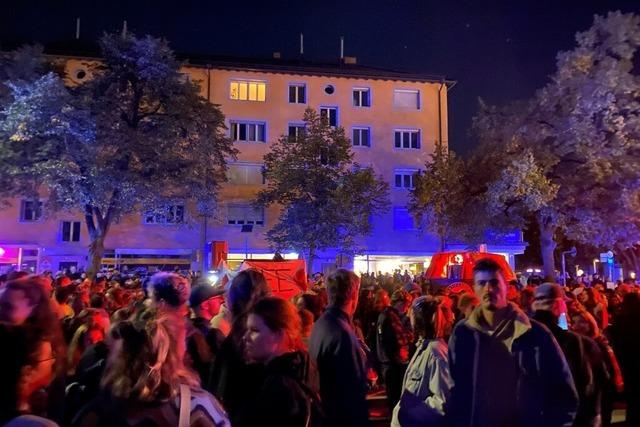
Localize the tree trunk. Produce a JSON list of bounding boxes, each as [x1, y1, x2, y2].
[[88, 234, 105, 279], [539, 218, 557, 281], [307, 245, 315, 276]]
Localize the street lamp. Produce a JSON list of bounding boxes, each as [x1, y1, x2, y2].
[[561, 247, 577, 286], [593, 258, 599, 275]]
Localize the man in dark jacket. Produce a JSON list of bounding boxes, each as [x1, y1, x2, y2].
[[376, 288, 413, 410], [309, 269, 370, 427], [447, 259, 578, 427], [533, 283, 609, 427]]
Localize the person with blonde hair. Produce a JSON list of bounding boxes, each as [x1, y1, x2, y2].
[[392, 296, 453, 427], [72, 308, 229, 427]]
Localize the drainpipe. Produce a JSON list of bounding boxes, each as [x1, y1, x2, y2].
[[438, 80, 445, 147]]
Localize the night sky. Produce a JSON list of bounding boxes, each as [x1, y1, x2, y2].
[[2, 0, 639, 154]]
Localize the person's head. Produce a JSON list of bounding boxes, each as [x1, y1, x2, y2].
[[299, 308, 314, 338], [226, 269, 271, 319], [102, 308, 198, 401], [410, 296, 451, 340], [0, 322, 56, 421], [472, 259, 508, 311], [457, 292, 480, 319], [571, 309, 599, 339], [0, 277, 51, 325], [326, 269, 361, 316], [147, 272, 191, 315], [532, 283, 568, 319], [373, 288, 390, 311], [189, 284, 223, 321], [244, 297, 303, 364], [520, 287, 535, 312], [90, 293, 106, 309], [391, 289, 412, 314]]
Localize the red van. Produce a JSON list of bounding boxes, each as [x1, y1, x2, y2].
[[424, 251, 516, 289]]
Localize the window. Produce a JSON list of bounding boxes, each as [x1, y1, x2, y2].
[[230, 121, 266, 142], [20, 200, 43, 222], [229, 80, 266, 102], [288, 124, 305, 142], [227, 205, 264, 226], [393, 89, 420, 109], [393, 208, 417, 230], [352, 127, 371, 147], [319, 107, 338, 127], [144, 205, 185, 225], [394, 130, 420, 149], [227, 163, 265, 185], [288, 84, 306, 104], [394, 169, 418, 189], [353, 88, 371, 107], [61, 221, 81, 242]]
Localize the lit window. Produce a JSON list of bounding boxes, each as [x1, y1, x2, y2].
[[227, 205, 264, 226], [227, 163, 265, 185], [394, 130, 420, 149], [230, 121, 266, 142], [353, 88, 371, 107], [289, 84, 306, 104], [20, 200, 43, 222], [352, 127, 371, 147], [144, 205, 185, 225], [61, 221, 81, 242], [393, 89, 420, 109], [229, 80, 266, 102], [394, 170, 418, 189], [319, 107, 338, 127]]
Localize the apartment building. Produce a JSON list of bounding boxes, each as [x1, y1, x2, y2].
[[0, 54, 525, 274]]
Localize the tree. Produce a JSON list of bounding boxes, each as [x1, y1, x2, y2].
[[0, 34, 237, 276], [255, 108, 389, 268], [408, 141, 466, 251], [474, 11, 640, 279]]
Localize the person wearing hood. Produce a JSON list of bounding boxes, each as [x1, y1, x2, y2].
[[447, 259, 578, 427], [533, 283, 609, 427], [243, 297, 320, 427]]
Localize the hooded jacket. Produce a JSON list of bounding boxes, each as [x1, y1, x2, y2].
[[447, 303, 578, 427]]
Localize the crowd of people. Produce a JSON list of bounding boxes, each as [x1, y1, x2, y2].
[[0, 260, 639, 427]]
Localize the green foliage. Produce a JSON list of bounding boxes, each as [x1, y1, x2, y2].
[[256, 108, 389, 262], [0, 34, 236, 274], [408, 141, 466, 250], [471, 11, 640, 274]]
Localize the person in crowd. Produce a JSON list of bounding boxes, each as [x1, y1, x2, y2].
[[447, 259, 578, 427], [210, 301, 232, 337], [532, 283, 609, 427], [519, 286, 536, 318], [187, 282, 225, 382], [0, 323, 59, 427], [72, 307, 230, 427], [583, 287, 609, 330], [241, 297, 320, 427], [299, 308, 314, 348], [54, 285, 76, 319], [146, 272, 191, 316], [391, 296, 453, 427], [67, 309, 111, 377], [309, 269, 370, 427], [456, 292, 479, 321], [607, 292, 640, 426], [207, 269, 271, 425], [571, 308, 624, 427], [376, 288, 414, 410]]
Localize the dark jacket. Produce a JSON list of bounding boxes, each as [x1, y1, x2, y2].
[[244, 351, 320, 427], [534, 311, 608, 427], [447, 303, 578, 427], [206, 316, 265, 426], [376, 306, 414, 366], [309, 306, 370, 427]]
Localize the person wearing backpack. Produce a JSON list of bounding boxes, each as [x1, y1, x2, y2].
[[243, 297, 322, 427]]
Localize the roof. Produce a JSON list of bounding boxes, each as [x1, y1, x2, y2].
[[14, 40, 455, 87]]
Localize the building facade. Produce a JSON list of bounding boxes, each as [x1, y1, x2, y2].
[[0, 54, 525, 275]]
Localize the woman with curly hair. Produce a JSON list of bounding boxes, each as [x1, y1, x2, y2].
[[72, 308, 229, 427]]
